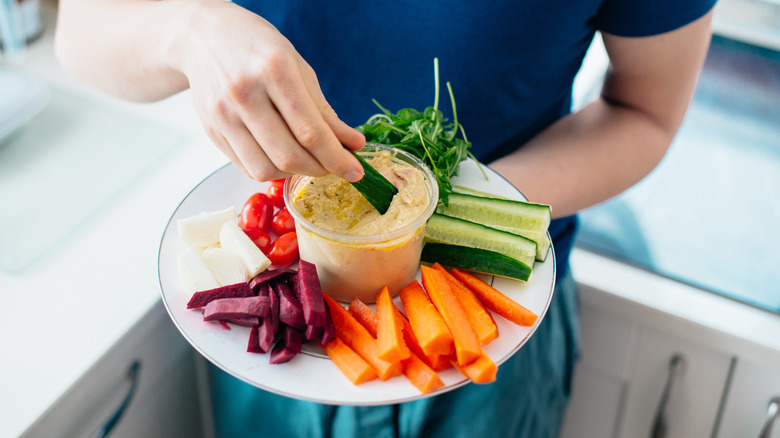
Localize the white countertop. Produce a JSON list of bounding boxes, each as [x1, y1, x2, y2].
[[0, 4, 227, 437]]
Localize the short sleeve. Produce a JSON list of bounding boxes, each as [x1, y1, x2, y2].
[[595, 0, 717, 37]]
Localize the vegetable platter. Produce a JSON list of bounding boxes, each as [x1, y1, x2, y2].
[[157, 159, 556, 406]]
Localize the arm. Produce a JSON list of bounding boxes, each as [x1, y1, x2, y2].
[[55, 0, 365, 182], [489, 10, 713, 218]]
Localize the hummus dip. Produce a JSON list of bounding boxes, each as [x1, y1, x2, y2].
[[292, 151, 430, 235], [287, 148, 436, 303]]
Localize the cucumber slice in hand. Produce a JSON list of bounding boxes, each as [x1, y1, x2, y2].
[[349, 150, 399, 215]]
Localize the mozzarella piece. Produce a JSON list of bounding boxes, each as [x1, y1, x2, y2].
[[177, 206, 238, 247], [200, 247, 248, 286], [178, 245, 220, 292], [219, 221, 271, 277]]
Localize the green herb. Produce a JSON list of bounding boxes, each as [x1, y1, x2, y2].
[[356, 58, 485, 205]]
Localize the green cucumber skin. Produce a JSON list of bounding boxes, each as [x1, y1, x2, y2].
[[424, 213, 537, 267], [420, 243, 532, 282], [349, 151, 399, 215], [436, 192, 550, 232], [436, 192, 551, 261]]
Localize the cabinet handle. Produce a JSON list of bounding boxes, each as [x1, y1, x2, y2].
[[650, 354, 686, 438], [758, 397, 780, 438], [94, 360, 142, 438]]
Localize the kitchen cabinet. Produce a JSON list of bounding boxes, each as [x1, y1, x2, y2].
[[20, 302, 207, 438], [717, 357, 780, 438], [560, 249, 780, 438]]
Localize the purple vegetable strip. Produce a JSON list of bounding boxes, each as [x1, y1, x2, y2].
[[320, 303, 337, 345], [203, 296, 271, 321], [249, 268, 296, 294], [273, 281, 306, 330], [257, 286, 279, 353], [304, 324, 323, 342], [270, 325, 303, 364], [187, 282, 253, 309], [222, 316, 260, 328], [292, 260, 327, 327], [256, 282, 271, 298], [247, 326, 264, 353]]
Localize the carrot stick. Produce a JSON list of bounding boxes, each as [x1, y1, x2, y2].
[[348, 298, 378, 338], [321, 337, 377, 385], [433, 263, 499, 345], [402, 352, 445, 394], [323, 293, 402, 380], [398, 280, 454, 357], [450, 268, 538, 326], [376, 286, 411, 363], [451, 347, 497, 384], [347, 295, 444, 393], [420, 265, 481, 366]]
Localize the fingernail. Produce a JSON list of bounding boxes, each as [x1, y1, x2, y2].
[[344, 169, 363, 182]]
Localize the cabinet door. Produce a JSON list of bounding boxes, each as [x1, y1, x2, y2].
[[717, 356, 780, 438], [21, 302, 205, 438], [617, 326, 733, 438]]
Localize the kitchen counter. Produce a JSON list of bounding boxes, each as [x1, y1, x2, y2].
[[0, 4, 226, 437]]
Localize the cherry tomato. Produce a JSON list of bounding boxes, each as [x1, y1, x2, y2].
[[242, 226, 272, 254], [239, 192, 274, 232], [271, 207, 296, 236], [267, 180, 286, 209], [268, 231, 299, 268]]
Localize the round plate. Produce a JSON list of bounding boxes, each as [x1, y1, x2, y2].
[[158, 158, 555, 405]]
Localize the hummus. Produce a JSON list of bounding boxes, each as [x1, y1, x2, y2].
[[286, 148, 436, 303], [292, 151, 430, 235]]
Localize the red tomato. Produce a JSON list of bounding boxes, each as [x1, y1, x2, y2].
[[242, 227, 272, 254], [239, 192, 274, 232], [271, 207, 296, 236], [267, 180, 286, 209], [268, 232, 299, 268]]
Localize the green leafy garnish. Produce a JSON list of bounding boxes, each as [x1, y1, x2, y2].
[[357, 58, 485, 205]]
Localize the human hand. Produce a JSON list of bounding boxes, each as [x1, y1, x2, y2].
[[176, 1, 365, 182]]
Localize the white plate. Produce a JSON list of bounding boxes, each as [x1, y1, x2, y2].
[[158, 158, 556, 406]]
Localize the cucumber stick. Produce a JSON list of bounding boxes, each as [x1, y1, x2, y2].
[[436, 192, 551, 261], [424, 213, 537, 268], [349, 150, 398, 215], [421, 243, 531, 282]]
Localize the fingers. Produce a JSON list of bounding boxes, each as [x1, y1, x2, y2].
[[256, 58, 364, 182], [299, 65, 366, 152]]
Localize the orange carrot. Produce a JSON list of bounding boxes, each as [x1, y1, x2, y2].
[[347, 294, 443, 393], [321, 337, 377, 385], [420, 265, 481, 366], [348, 298, 378, 338], [398, 280, 454, 357], [402, 352, 445, 394], [323, 293, 402, 380], [433, 263, 499, 345], [392, 308, 446, 371], [451, 348, 497, 384], [376, 286, 410, 363], [450, 268, 538, 326], [426, 353, 454, 372]]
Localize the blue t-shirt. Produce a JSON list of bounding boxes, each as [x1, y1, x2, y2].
[[233, 0, 714, 282]]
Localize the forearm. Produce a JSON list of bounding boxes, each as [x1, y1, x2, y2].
[[491, 10, 713, 219], [55, 0, 203, 101], [489, 97, 674, 218]]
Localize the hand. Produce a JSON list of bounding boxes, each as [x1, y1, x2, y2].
[[177, 1, 365, 182]]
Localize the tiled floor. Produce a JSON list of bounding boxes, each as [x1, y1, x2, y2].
[[575, 36, 780, 312]]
